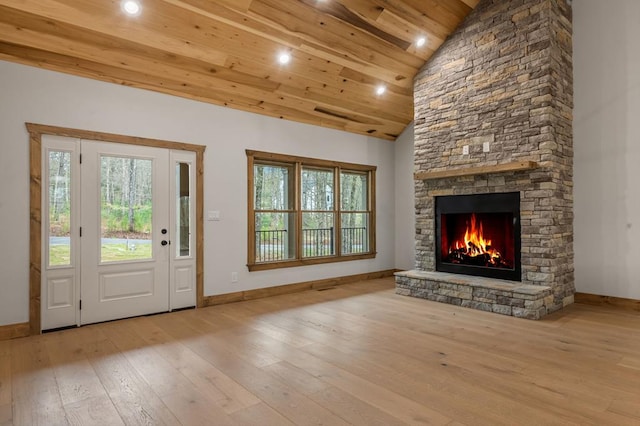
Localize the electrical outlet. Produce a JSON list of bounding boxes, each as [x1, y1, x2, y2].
[[462, 145, 469, 155], [483, 142, 490, 153], [231, 272, 238, 283]]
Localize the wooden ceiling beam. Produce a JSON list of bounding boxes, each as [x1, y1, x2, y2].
[[332, 0, 470, 71], [460, 0, 481, 8], [374, 10, 441, 59], [402, 0, 472, 28], [365, 0, 456, 39], [298, 0, 411, 50]]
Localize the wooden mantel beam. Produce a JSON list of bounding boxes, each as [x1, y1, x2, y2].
[[414, 161, 538, 180]]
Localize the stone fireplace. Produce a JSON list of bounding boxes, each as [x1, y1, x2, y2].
[[395, 0, 574, 319]]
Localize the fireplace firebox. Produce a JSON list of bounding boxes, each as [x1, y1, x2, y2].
[[435, 192, 521, 281]]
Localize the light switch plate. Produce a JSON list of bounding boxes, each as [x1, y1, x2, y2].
[[207, 210, 220, 221], [462, 145, 469, 155], [483, 142, 490, 152]]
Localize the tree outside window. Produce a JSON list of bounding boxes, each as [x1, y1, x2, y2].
[[340, 171, 369, 255], [253, 162, 296, 262]]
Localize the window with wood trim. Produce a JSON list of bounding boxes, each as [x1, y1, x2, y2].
[[247, 150, 376, 271]]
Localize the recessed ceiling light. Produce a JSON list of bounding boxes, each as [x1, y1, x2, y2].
[[278, 52, 291, 65], [375, 85, 386, 96], [416, 36, 427, 47], [122, 0, 141, 16]]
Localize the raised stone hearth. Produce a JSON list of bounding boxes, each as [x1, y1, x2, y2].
[[395, 270, 553, 320], [396, 0, 574, 319]]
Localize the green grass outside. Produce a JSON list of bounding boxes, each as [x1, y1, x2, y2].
[[49, 243, 152, 266]]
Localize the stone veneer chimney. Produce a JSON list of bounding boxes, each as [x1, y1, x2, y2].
[[396, 0, 574, 319]]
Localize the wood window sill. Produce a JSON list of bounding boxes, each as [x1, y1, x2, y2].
[[247, 253, 377, 271]]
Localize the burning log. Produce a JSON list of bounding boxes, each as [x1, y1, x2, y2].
[[467, 241, 480, 253], [444, 214, 513, 269], [445, 250, 511, 268]]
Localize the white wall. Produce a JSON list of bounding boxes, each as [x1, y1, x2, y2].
[[394, 123, 415, 271], [0, 60, 396, 326], [574, 0, 640, 299]]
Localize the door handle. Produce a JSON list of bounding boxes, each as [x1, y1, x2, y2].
[[161, 240, 169, 246]]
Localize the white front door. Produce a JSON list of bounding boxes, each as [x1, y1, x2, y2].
[[41, 137, 197, 329], [80, 141, 170, 325]]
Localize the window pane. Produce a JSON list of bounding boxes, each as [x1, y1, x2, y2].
[[49, 151, 72, 266], [302, 167, 333, 211], [100, 156, 153, 263], [302, 212, 334, 258], [340, 171, 367, 211], [176, 162, 191, 257], [255, 212, 296, 262], [254, 163, 293, 210], [341, 213, 369, 254]]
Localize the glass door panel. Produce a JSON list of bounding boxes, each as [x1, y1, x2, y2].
[[100, 155, 153, 263], [176, 162, 191, 257], [48, 150, 72, 267]]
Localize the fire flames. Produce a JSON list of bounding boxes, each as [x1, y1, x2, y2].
[[447, 214, 509, 268]]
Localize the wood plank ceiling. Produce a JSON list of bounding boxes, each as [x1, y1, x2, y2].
[[0, 0, 478, 140]]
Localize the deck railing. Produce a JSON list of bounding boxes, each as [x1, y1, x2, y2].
[[256, 226, 367, 262], [341, 226, 368, 254], [255, 229, 288, 262], [302, 227, 334, 258]]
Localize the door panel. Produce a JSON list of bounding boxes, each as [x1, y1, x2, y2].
[[100, 269, 154, 300], [170, 151, 197, 310], [46, 275, 74, 308], [41, 135, 80, 330], [80, 141, 170, 325], [174, 266, 194, 293]]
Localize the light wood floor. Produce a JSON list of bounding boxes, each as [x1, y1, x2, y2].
[[1, 277, 639, 426]]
